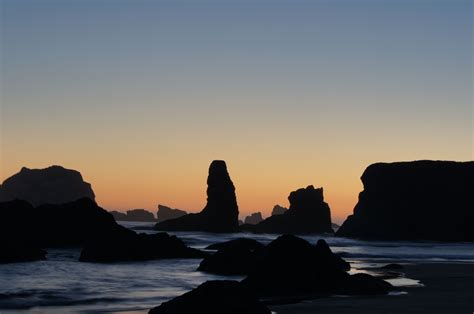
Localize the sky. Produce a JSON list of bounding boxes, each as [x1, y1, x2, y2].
[[0, 0, 472, 223]]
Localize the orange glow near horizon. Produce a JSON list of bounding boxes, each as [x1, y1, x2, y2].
[[1, 156, 364, 224]]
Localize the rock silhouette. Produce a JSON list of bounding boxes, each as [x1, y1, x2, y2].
[[0, 165, 95, 206], [80, 232, 204, 263], [156, 205, 187, 223], [242, 186, 333, 234], [271, 205, 288, 216], [155, 160, 239, 233], [337, 160, 474, 241], [241, 235, 390, 297], [149, 280, 270, 314], [0, 245, 46, 264], [244, 212, 263, 225], [110, 209, 156, 222], [0, 202, 46, 263], [199, 239, 265, 275], [0, 198, 203, 263], [205, 238, 265, 251]]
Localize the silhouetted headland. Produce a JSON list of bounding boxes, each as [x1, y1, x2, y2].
[[156, 205, 187, 223], [110, 208, 157, 222], [0, 165, 95, 206], [244, 212, 264, 225], [337, 160, 474, 241], [242, 185, 333, 234], [0, 198, 203, 263], [154, 160, 239, 233]]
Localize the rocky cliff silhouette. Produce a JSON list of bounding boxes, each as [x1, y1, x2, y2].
[[242, 185, 333, 234], [0, 198, 203, 263], [337, 160, 474, 241], [155, 160, 239, 233], [0, 166, 95, 206]]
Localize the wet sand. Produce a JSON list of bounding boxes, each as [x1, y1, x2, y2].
[[271, 263, 474, 314]]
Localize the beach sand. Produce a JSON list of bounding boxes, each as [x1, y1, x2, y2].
[[270, 263, 474, 314]]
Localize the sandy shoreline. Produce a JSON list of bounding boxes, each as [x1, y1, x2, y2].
[[270, 263, 474, 314]]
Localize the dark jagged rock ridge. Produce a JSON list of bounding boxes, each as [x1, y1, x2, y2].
[[110, 209, 156, 222], [149, 280, 271, 314], [156, 205, 187, 223], [244, 212, 263, 225], [271, 205, 288, 216], [199, 239, 265, 275], [155, 160, 239, 233], [80, 231, 204, 263], [0, 198, 204, 263], [337, 160, 474, 241], [241, 235, 390, 297], [205, 238, 265, 251], [0, 165, 95, 206], [242, 186, 333, 234]]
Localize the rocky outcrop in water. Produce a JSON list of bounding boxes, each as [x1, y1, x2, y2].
[[0, 166, 95, 206], [241, 235, 389, 297], [271, 205, 288, 216], [155, 160, 239, 233], [244, 212, 263, 225], [149, 280, 270, 314], [198, 239, 265, 275], [241, 186, 333, 234], [80, 231, 204, 263], [337, 160, 474, 241], [0, 198, 203, 263], [156, 205, 187, 223], [110, 209, 156, 222], [0, 200, 47, 264]]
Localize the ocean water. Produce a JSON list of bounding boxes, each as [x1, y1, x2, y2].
[[1, 221, 473, 313]]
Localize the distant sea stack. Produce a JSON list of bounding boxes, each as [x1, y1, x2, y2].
[[0, 166, 95, 206], [337, 160, 474, 241], [244, 212, 263, 225], [271, 205, 288, 216], [155, 160, 239, 233], [110, 209, 156, 222], [156, 205, 187, 223], [242, 185, 333, 234]]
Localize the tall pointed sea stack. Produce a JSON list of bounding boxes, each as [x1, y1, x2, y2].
[[155, 160, 239, 233]]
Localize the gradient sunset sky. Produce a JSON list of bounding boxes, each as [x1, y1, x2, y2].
[[1, 0, 472, 223]]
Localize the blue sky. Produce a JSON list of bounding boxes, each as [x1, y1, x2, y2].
[[1, 0, 472, 220]]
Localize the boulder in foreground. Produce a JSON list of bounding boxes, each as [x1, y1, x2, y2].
[[149, 280, 270, 314], [242, 235, 390, 297], [198, 239, 265, 275]]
